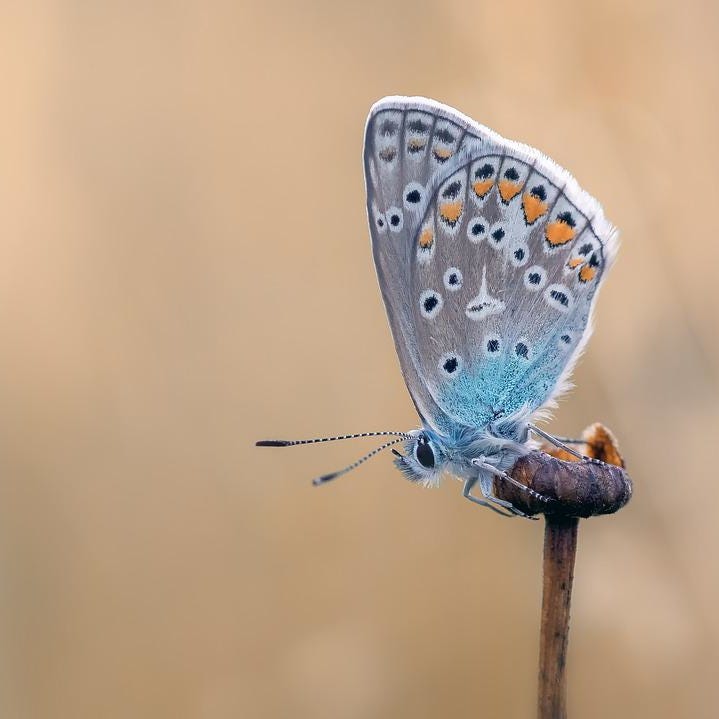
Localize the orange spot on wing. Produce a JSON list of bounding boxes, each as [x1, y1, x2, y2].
[[439, 201, 463, 224], [433, 147, 453, 160], [545, 220, 575, 246], [419, 227, 434, 249], [408, 139, 426, 151], [522, 193, 549, 224], [498, 180, 521, 203], [567, 257, 584, 269], [472, 180, 494, 198], [579, 265, 597, 283]]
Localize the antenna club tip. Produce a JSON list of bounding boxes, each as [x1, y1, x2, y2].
[[256, 440, 291, 447], [313, 475, 335, 486]]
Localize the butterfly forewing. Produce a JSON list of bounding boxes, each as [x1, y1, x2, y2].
[[364, 97, 617, 435], [365, 103, 472, 430]]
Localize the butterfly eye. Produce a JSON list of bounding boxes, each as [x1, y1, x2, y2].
[[415, 436, 435, 469]]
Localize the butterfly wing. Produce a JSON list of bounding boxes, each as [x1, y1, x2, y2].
[[364, 99, 472, 431], [364, 97, 618, 436]]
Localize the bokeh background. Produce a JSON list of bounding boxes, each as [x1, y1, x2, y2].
[[0, 2, 717, 717]]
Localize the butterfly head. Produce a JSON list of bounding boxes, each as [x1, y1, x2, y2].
[[392, 429, 448, 487]]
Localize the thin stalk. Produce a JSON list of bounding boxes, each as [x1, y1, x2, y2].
[[537, 515, 579, 719]]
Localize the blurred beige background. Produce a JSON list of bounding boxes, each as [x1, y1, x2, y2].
[[0, 1, 717, 718]]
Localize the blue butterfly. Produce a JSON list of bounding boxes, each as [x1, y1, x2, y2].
[[258, 97, 618, 518]]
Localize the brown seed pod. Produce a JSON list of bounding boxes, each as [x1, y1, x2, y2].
[[495, 423, 633, 518]]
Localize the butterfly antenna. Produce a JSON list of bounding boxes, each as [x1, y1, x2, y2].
[[312, 436, 408, 486], [256, 431, 410, 448]]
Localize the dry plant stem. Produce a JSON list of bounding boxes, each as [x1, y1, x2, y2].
[[537, 515, 579, 719], [491, 424, 629, 718]]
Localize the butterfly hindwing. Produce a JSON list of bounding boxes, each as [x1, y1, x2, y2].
[[364, 97, 617, 435]]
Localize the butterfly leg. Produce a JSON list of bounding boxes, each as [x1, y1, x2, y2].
[[462, 476, 516, 518], [478, 473, 538, 519], [471, 457, 545, 520], [527, 424, 606, 467]]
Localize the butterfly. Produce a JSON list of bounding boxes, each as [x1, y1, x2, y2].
[[258, 97, 618, 518]]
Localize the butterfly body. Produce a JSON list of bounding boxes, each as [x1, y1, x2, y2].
[[394, 421, 528, 491], [364, 97, 618, 501]]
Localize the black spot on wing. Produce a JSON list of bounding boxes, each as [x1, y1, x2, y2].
[[442, 181, 462, 200], [435, 128, 456, 143], [475, 163, 494, 179], [408, 118, 430, 134], [530, 185, 547, 200], [557, 211, 576, 227], [379, 119, 399, 136]]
